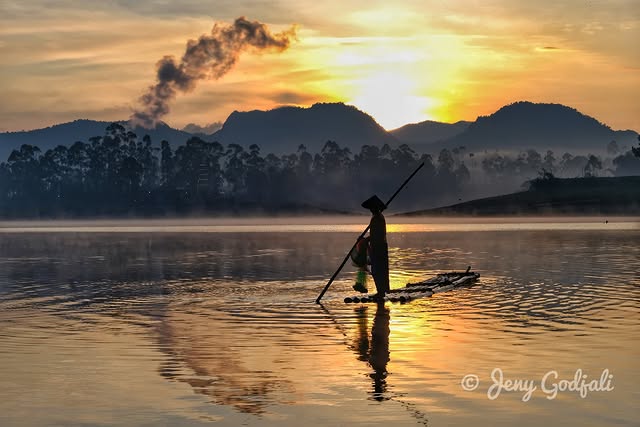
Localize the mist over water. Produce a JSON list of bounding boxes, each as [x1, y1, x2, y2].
[[0, 218, 638, 426]]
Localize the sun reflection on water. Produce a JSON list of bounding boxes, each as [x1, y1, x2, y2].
[[0, 226, 638, 426]]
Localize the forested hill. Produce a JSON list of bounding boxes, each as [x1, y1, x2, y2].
[[390, 120, 471, 145], [400, 176, 640, 216], [0, 123, 440, 218], [211, 102, 398, 153], [0, 103, 396, 160], [3, 102, 638, 162], [0, 120, 193, 162], [426, 102, 638, 153], [1, 119, 639, 219]]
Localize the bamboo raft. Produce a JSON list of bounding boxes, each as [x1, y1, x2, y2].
[[344, 270, 480, 304]]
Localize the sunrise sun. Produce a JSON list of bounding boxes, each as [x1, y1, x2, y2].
[[349, 71, 436, 130]]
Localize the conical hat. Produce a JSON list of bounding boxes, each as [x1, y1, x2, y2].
[[361, 195, 386, 211]]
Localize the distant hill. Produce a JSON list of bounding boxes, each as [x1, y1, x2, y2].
[[0, 103, 401, 161], [211, 102, 398, 154], [390, 120, 471, 145], [0, 119, 195, 161], [3, 101, 638, 162], [399, 176, 640, 216], [424, 102, 638, 154]]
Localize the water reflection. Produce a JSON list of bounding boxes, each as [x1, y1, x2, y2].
[[332, 302, 430, 425], [351, 304, 391, 401], [369, 305, 391, 401], [0, 224, 639, 426], [155, 307, 294, 415]]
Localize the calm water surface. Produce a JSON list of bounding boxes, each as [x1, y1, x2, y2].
[[0, 218, 638, 426]]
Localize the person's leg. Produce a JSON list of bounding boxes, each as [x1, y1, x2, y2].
[[372, 244, 389, 296], [380, 244, 390, 294], [370, 246, 388, 297], [371, 271, 384, 297]]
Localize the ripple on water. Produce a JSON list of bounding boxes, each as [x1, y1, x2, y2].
[[0, 228, 638, 426]]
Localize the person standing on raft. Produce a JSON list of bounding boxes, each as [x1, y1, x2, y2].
[[362, 195, 390, 299]]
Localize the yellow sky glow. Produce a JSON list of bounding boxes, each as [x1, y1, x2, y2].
[[0, 1, 638, 132]]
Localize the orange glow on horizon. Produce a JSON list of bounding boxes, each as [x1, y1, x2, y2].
[[1, 3, 638, 132]]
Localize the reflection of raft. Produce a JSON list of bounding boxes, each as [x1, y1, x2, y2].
[[344, 270, 480, 304]]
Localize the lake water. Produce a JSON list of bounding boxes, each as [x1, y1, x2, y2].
[[0, 218, 638, 426]]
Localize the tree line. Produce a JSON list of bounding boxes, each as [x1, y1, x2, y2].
[[0, 123, 639, 217]]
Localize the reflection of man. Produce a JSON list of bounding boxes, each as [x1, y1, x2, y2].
[[361, 195, 390, 299], [353, 303, 391, 400], [369, 303, 390, 400]]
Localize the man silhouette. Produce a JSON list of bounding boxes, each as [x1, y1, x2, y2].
[[361, 195, 390, 300]]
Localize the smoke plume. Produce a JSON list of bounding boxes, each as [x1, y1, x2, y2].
[[131, 17, 296, 128]]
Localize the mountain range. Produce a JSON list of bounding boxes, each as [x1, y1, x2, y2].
[[211, 103, 398, 153], [1, 101, 638, 161], [427, 102, 638, 153], [0, 119, 194, 161], [389, 119, 472, 145]]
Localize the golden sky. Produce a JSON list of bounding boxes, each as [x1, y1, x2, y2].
[[1, 0, 639, 132]]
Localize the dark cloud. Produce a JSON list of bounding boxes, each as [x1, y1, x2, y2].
[[111, 0, 301, 23], [131, 17, 296, 128], [270, 90, 318, 105]]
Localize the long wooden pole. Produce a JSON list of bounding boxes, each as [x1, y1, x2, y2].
[[315, 162, 425, 303]]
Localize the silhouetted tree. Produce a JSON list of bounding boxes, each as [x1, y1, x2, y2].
[[68, 141, 90, 189], [119, 156, 144, 196], [419, 153, 436, 176], [244, 144, 267, 203], [0, 162, 10, 206], [160, 140, 174, 187], [296, 145, 313, 176], [613, 151, 640, 176], [481, 153, 507, 179], [2, 122, 634, 218], [38, 145, 72, 213], [632, 135, 640, 158], [138, 135, 159, 190], [294, 144, 314, 204], [525, 149, 542, 173], [223, 143, 247, 195], [277, 152, 300, 204], [542, 150, 556, 174], [583, 154, 602, 177], [560, 153, 588, 177], [174, 137, 224, 199], [7, 144, 42, 198], [391, 144, 418, 170], [526, 168, 556, 191], [437, 149, 454, 176], [455, 162, 471, 184], [317, 140, 352, 175]]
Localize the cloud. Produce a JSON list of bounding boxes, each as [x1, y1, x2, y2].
[[182, 121, 223, 134], [1, 0, 638, 132], [269, 90, 318, 105]]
